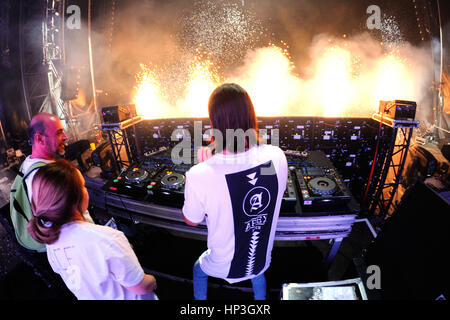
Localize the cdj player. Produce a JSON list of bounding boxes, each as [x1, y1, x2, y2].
[[290, 151, 352, 210], [282, 150, 353, 214], [104, 148, 353, 213], [103, 147, 191, 208]]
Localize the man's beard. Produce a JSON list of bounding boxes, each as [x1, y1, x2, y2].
[[57, 144, 66, 158], [46, 143, 66, 159], [56, 149, 65, 158]]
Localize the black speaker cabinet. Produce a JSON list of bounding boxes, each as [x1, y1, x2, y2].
[[91, 141, 118, 179], [65, 140, 92, 172], [101, 104, 136, 124], [364, 180, 450, 299]]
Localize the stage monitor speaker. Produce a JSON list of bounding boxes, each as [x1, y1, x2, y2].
[[66, 140, 91, 161], [91, 140, 118, 179], [363, 180, 450, 300], [65, 140, 92, 172]]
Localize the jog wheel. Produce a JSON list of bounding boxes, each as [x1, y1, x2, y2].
[[161, 172, 185, 189], [125, 167, 149, 183], [308, 177, 337, 195]]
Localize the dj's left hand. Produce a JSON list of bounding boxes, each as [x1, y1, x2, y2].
[[197, 146, 213, 163]]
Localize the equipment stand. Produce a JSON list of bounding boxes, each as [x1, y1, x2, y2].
[[100, 116, 143, 170], [368, 114, 419, 217]]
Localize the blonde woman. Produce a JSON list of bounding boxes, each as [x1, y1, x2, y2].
[[27, 160, 157, 300]]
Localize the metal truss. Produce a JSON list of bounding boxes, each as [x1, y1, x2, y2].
[[101, 116, 143, 170], [106, 129, 132, 170], [46, 58, 80, 140], [42, 0, 78, 139], [368, 114, 419, 217], [42, 0, 100, 142], [43, 0, 63, 62], [19, 0, 50, 122]]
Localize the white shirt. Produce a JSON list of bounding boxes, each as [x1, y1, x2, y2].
[[21, 155, 94, 223], [46, 221, 156, 300], [21, 156, 52, 204], [183, 144, 287, 283]]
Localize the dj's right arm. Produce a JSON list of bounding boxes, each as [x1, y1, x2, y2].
[[183, 214, 199, 227]]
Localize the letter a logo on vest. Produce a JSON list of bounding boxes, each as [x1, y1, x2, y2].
[[243, 186, 271, 217]]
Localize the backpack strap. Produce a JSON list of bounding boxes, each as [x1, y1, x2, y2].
[[12, 198, 29, 222], [12, 161, 48, 222], [10, 161, 27, 198], [23, 161, 47, 178], [21, 161, 47, 201]]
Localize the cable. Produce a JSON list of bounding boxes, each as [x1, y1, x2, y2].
[[116, 190, 135, 223], [362, 112, 384, 207]]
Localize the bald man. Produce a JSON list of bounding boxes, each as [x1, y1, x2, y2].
[[18, 113, 94, 248], [21, 113, 68, 203], [29, 112, 68, 158]]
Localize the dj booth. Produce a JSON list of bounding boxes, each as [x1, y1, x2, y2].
[[83, 115, 379, 269], [85, 174, 359, 269]]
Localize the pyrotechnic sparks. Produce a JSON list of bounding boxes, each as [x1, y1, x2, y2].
[[134, 64, 170, 119], [269, 40, 296, 72], [180, 0, 267, 68], [134, 50, 223, 119], [380, 14, 404, 48], [181, 51, 222, 117], [230, 42, 301, 117], [133, 1, 431, 123], [313, 46, 354, 117], [372, 53, 409, 102], [133, 38, 428, 120]]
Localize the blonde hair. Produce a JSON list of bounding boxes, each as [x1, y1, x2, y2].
[[26, 160, 85, 244]]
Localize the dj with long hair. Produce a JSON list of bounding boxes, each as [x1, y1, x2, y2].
[[182, 83, 288, 300], [27, 160, 157, 300]]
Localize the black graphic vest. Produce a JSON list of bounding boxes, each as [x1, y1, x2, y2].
[[225, 160, 278, 279]]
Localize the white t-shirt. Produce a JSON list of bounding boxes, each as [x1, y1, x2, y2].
[[21, 155, 94, 224], [21, 156, 52, 204], [46, 221, 156, 300], [182, 144, 288, 284]]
